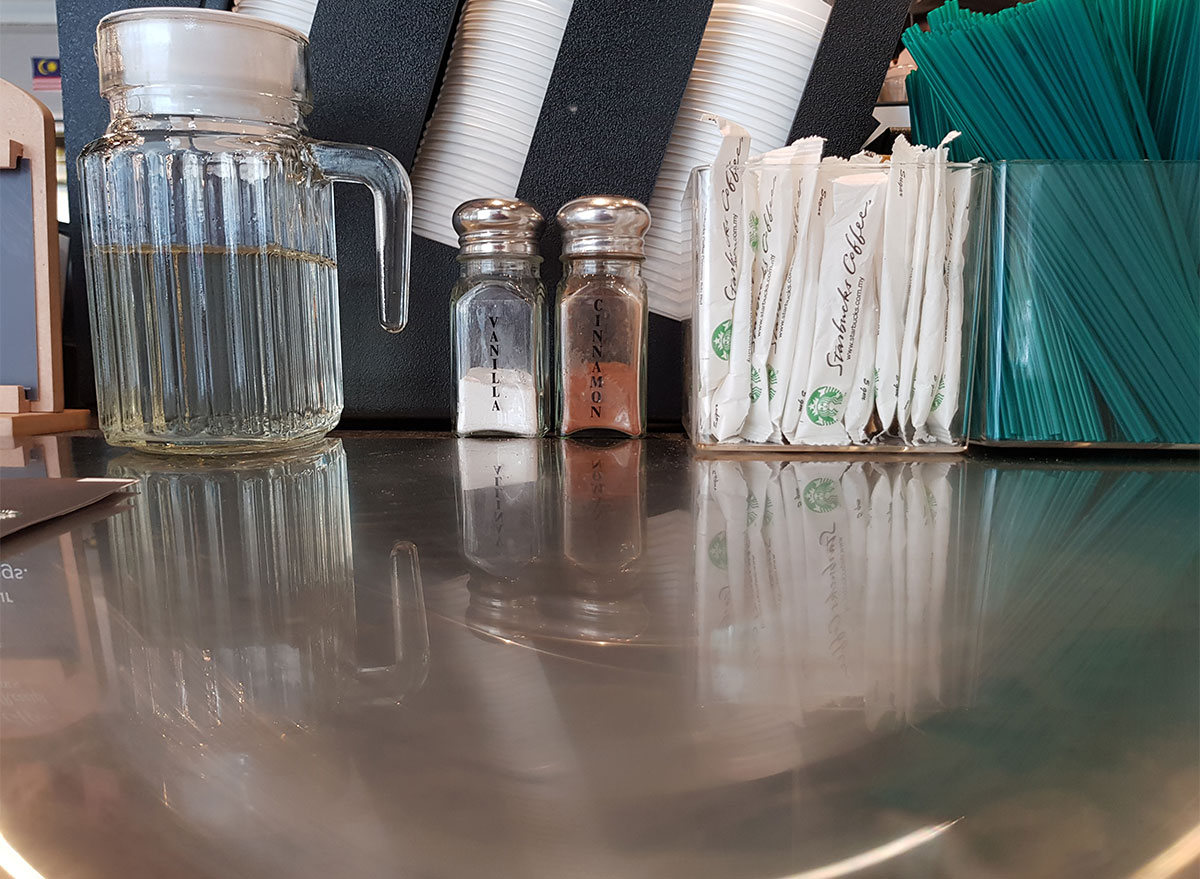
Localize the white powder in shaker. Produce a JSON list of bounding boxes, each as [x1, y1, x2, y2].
[[456, 367, 538, 435]]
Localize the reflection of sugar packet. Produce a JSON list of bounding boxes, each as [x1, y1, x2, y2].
[[766, 139, 825, 441], [922, 462, 954, 707], [874, 136, 924, 434], [777, 463, 809, 712], [790, 170, 889, 445], [694, 462, 730, 705], [863, 465, 896, 730], [762, 462, 799, 718], [697, 115, 751, 441], [926, 164, 977, 444], [903, 465, 935, 715], [740, 462, 773, 701], [743, 139, 824, 442], [789, 461, 858, 708], [710, 461, 749, 702]]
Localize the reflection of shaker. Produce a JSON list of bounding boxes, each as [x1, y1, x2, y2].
[[560, 439, 644, 574], [547, 439, 649, 641], [455, 438, 546, 580]]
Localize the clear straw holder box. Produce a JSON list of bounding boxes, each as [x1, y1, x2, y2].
[[684, 160, 992, 454], [975, 160, 1199, 448]]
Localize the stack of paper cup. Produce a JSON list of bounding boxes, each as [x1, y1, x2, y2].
[[234, 0, 318, 37], [645, 0, 831, 319], [411, 0, 574, 247]]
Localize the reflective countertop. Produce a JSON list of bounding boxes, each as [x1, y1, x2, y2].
[[1, 433, 1197, 879]]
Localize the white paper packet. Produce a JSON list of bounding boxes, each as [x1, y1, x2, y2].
[[910, 137, 959, 437], [897, 133, 957, 439], [841, 255, 881, 443], [744, 138, 825, 442], [696, 115, 752, 441], [710, 156, 759, 442], [779, 156, 882, 441], [926, 164, 976, 444], [789, 170, 889, 445], [873, 136, 925, 434], [766, 140, 826, 441], [895, 153, 936, 439]]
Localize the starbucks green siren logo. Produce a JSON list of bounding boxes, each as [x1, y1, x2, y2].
[[711, 319, 733, 361], [806, 385, 846, 426], [803, 478, 839, 513], [766, 365, 778, 400], [932, 376, 946, 411], [748, 211, 761, 252], [746, 492, 759, 526], [749, 367, 762, 403], [707, 532, 728, 570]]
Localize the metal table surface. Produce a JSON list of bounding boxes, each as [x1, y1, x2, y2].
[[1, 432, 1196, 879]]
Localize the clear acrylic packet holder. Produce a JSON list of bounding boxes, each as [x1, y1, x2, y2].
[[683, 160, 992, 454], [974, 160, 1199, 449]]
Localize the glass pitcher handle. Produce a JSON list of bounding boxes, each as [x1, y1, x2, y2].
[[311, 141, 411, 333]]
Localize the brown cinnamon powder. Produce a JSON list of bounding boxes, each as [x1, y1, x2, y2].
[[561, 361, 642, 435]]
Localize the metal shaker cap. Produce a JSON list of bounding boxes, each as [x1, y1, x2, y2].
[[453, 198, 544, 256], [557, 196, 651, 259]]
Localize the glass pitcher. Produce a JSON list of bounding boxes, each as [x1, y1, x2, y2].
[[78, 8, 411, 452]]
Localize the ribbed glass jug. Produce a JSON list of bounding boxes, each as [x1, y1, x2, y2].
[[78, 8, 411, 452]]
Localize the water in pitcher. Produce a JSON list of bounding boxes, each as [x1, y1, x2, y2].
[[85, 242, 343, 451]]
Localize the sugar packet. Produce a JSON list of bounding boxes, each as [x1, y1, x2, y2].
[[743, 138, 824, 442], [789, 461, 857, 708], [926, 164, 976, 444], [710, 149, 759, 442], [910, 138, 958, 437], [897, 133, 956, 439], [873, 136, 925, 434], [863, 465, 897, 730], [780, 156, 882, 441], [696, 115, 751, 441], [789, 170, 889, 445], [766, 140, 825, 441]]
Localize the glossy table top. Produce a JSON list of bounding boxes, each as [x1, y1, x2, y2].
[[1, 433, 1197, 879]]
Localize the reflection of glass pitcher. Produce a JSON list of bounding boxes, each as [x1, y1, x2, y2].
[[98, 441, 428, 727], [78, 9, 411, 451]]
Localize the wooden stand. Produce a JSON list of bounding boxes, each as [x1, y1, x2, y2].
[[0, 79, 91, 438]]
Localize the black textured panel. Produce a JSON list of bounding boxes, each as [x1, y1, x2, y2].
[[518, 0, 712, 296], [789, 0, 911, 158], [305, 0, 460, 421], [307, 0, 458, 171], [56, 0, 202, 409]]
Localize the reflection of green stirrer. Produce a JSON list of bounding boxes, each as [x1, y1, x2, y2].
[[906, 0, 1199, 443]]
